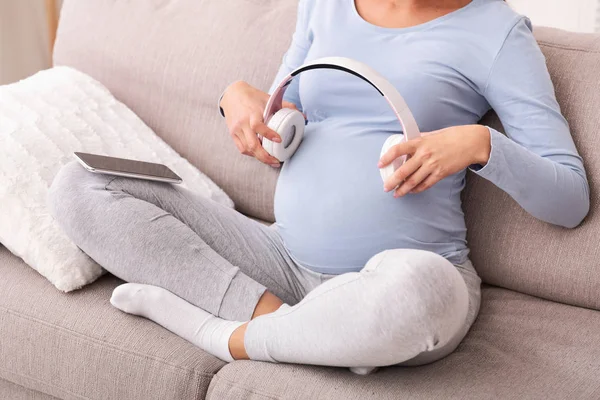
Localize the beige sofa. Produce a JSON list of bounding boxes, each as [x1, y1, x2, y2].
[[2, 1, 600, 399]]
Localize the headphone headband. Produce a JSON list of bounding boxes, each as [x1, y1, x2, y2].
[[263, 57, 421, 141]]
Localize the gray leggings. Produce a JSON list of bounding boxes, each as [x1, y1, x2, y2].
[[48, 161, 481, 368]]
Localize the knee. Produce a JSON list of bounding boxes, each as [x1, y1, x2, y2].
[[362, 249, 469, 340], [48, 161, 106, 227]]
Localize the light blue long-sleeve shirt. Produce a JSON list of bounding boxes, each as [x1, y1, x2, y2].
[[269, 0, 590, 274]]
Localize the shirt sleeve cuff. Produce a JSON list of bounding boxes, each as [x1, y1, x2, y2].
[[468, 126, 501, 178]]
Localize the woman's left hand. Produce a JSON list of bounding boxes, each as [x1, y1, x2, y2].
[[378, 124, 492, 197]]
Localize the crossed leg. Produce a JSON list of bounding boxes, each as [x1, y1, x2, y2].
[[49, 161, 480, 370]]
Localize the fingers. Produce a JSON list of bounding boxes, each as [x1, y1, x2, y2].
[[378, 140, 418, 168], [242, 126, 281, 166], [383, 156, 421, 192], [394, 166, 432, 197], [229, 115, 282, 166], [230, 124, 253, 156], [252, 118, 282, 143], [282, 101, 298, 111], [223, 83, 286, 166]]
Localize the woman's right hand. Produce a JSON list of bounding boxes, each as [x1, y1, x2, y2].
[[220, 81, 300, 168]]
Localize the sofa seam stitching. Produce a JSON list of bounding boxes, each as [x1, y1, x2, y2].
[[210, 374, 281, 400], [538, 41, 600, 54]]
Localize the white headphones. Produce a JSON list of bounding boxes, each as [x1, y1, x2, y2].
[[261, 57, 421, 183]]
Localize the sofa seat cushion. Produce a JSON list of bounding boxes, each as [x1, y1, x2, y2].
[[0, 245, 225, 400], [207, 286, 600, 400]]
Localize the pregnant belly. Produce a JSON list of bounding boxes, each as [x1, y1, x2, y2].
[[273, 122, 461, 273]]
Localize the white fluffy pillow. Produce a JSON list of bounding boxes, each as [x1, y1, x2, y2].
[[0, 67, 234, 292]]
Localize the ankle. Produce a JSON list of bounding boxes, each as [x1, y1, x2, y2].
[[228, 323, 249, 360]]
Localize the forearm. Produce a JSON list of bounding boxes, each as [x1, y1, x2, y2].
[[471, 127, 590, 228]]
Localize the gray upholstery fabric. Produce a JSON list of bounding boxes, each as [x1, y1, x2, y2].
[[207, 286, 600, 400], [0, 377, 59, 400], [0, 246, 224, 400], [464, 28, 600, 311]]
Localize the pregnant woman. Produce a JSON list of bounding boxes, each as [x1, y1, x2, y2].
[[49, 0, 589, 373]]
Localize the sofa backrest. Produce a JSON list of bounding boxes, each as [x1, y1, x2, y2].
[[465, 30, 600, 311], [55, 0, 290, 221], [54, 0, 600, 311]]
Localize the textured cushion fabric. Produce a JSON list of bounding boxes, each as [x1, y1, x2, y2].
[[53, 0, 297, 222], [464, 28, 600, 311], [207, 286, 600, 400], [0, 66, 233, 292], [0, 378, 59, 400], [0, 245, 225, 400]]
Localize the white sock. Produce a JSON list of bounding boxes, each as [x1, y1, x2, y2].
[[110, 283, 244, 362]]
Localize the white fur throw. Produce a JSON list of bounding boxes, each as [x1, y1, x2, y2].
[[0, 67, 233, 292]]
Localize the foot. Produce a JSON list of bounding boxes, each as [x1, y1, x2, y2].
[[110, 283, 156, 316], [110, 283, 244, 362]]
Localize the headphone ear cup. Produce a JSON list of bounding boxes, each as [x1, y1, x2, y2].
[[379, 134, 406, 185], [263, 109, 305, 162]]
